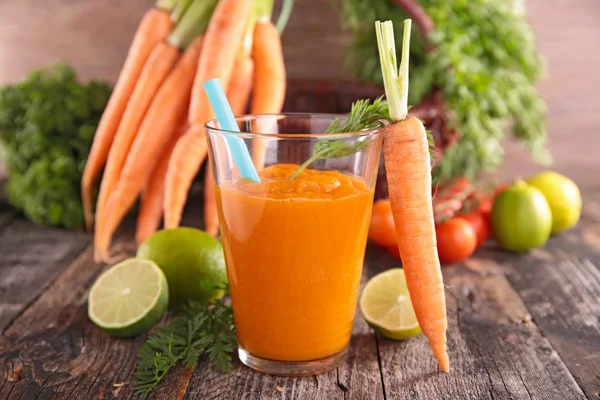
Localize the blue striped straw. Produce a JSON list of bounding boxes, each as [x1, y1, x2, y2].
[[203, 78, 260, 182]]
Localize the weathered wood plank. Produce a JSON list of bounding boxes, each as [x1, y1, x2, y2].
[[0, 202, 15, 231], [0, 244, 134, 400], [336, 302, 384, 400], [377, 264, 587, 400], [498, 222, 600, 400], [0, 219, 90, 332], [184, 359, 342, 400]]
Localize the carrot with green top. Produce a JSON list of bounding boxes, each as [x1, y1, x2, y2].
[[164, 0, 254, 233], [94, 0, 216, 262], [203, 0, 261, 236], [376, 19, 449, 372], [189, 0, 253, 125], [81, 0, 177, 232]]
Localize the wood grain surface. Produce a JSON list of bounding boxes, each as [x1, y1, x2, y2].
[[0, 194, 599, 399]]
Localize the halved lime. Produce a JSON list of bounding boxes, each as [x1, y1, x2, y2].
[[88, 258, 169, 337], [359, 268, 421, 340]]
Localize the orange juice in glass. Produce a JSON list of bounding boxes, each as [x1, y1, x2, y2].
[[206, 114, 383, 375]]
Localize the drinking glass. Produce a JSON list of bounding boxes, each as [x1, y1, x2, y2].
[[206, 114, 383, 376]]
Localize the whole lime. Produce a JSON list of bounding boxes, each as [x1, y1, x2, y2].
[[491, 181, 552, 252], [526, 171, 582, 234], [136, 228, 227, 307]]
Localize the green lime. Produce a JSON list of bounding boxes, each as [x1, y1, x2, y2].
[[359, 268, 421, 340], [136, 227, 227, 307], [88, 258, 169, 337], [526, 171, 582, 234], [491, 180, 552, 252]]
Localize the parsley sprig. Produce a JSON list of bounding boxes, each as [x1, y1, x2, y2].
[[289, 97, 390, 179], [134, 299, 236, 399]]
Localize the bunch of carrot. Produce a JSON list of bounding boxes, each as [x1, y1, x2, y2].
[[81, 0, 289, 262]]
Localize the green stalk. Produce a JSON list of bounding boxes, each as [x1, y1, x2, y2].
[[375, 19, 411, 122], [240, 0, 261, 57], [167, 0, 218, 49], [171, 0, 193, 24], [256, 0, 275, 23], [156, 0, 179, 12], [275, 0, 295, 33]]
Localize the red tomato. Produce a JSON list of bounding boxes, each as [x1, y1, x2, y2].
[[387, 244, 401, 260], [451, 177, 473, 191], [435, 217, 477, 264], [369, 200, 397, 248], [475, 195, 493, 217], [458, 212, 491, 248], [477, 183, 509, 218]]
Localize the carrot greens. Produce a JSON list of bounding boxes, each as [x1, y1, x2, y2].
[[288, 97, 389, 179], [338, 0, 549, 182], [134, 299, 236, 399]]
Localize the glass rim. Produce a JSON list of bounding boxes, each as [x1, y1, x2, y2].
[[204, 112, 385, 139]]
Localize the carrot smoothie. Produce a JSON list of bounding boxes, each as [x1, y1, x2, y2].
[[215, 163, 374, 361]]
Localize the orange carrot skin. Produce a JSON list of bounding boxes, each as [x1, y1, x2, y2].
[[95, 42, 179, 251], [135, 116, 188, 246], [163, 125, 208, 229], [383, 116, 449, 373], [81, 8, 173, 232], [96, 37, 204, 262], [227, 56, 254, 115], [250, 21, 286, 114], [189, 0, 253, 125], [203, 161, 218, 236], [250, 21, 286, 167]]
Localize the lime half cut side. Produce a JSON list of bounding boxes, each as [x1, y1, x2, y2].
[[359, 268, 421, 340], [88, 258, 169, 337]]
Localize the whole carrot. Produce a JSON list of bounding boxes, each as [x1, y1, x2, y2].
[[250, 16, 286, 168], [189, 0, 253, 125], [94, 42, 179, 248], [164, 0, 252, 234], [377, 19, 449, 372], [201, 54, 254, 235], [202, 4, 259, 236], [135, 113, 188, 246], [163, 125, 208, 229], [81, 2, 174, 232]]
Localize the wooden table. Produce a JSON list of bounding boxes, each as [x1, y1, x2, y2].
[[0, 193, 599, 400]]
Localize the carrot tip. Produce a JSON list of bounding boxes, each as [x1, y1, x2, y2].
[[437, 352, 450, 373]]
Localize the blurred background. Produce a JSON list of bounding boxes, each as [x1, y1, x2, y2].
[[0, 0, 598, 191]]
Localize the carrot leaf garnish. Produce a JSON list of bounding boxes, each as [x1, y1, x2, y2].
[[289, 97, 389, 179]]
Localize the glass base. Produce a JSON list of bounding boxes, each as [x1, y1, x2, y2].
[[238, 345, 348, 376]]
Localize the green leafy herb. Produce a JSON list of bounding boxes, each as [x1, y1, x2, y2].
[[337, 0, 550, 182], [289, 97, 390, 179], [325, 96, 390, 133], [134, 299, 236, 399], [0, 63, 111, 229]]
